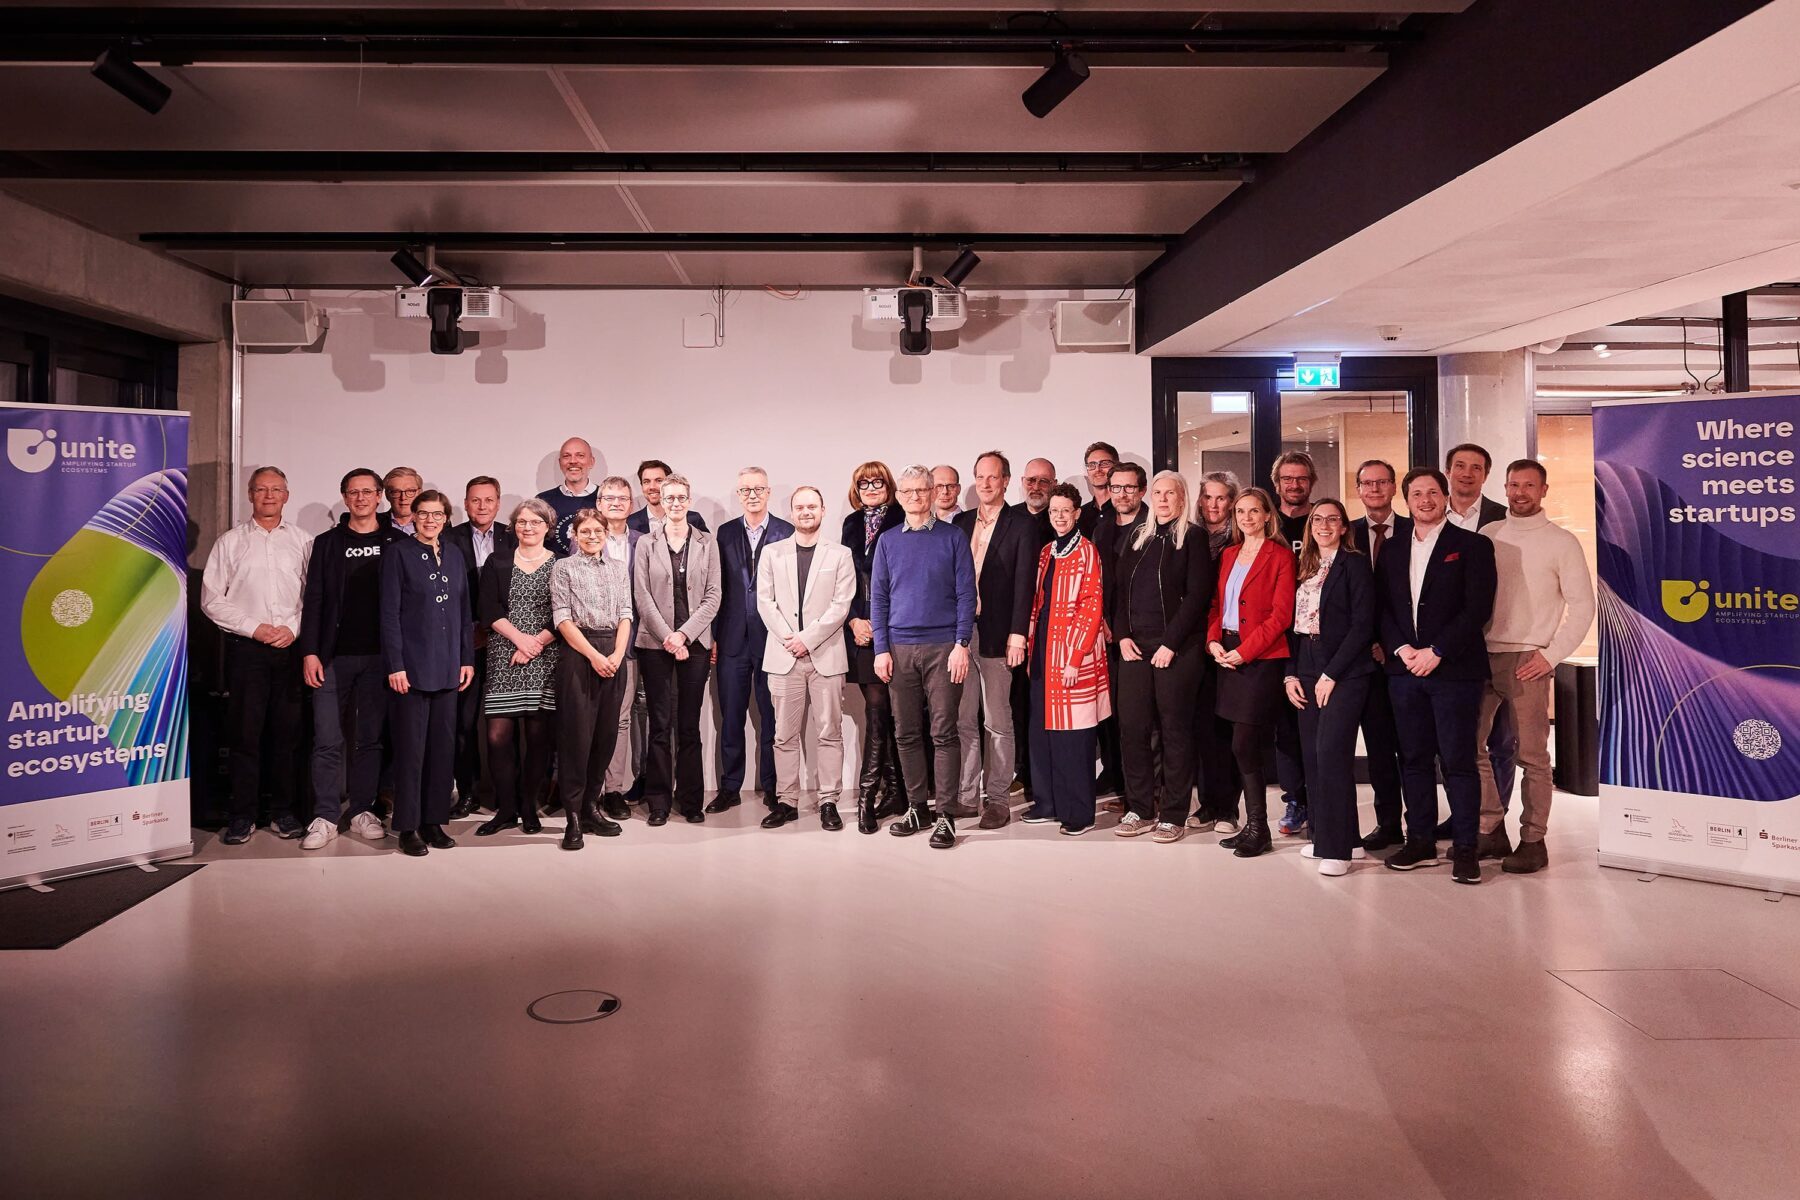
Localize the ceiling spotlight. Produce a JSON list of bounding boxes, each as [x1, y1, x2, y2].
[[942, 248, 981, 288], [391, 248, 436, 287], [1593, 343, 1612, 358], [91, 47, 171, 115], [1022, 45, 1089, 118]]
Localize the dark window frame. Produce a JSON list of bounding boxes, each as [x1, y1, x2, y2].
[[0, 295, 179, 410]]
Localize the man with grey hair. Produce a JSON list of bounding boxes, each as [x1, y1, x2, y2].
[[202, 465, 312, 845], [709, 466, 794, 813], [872, 464, 976, 849], [932, 463, 963, 523], [596, 475, 646, 820]]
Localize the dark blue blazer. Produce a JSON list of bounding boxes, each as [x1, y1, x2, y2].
[[713, 514, 795, 658], [1374, 521, 1496, 682], [1287, 549, 1376, 682], [380, 539, 475, 691], [1348, 513, 1412, 562]]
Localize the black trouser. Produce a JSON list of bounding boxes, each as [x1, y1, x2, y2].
[[224, 635, 303, 824], [1293, 640, 1371, 860], [1389, 673, 1484, 851], [1361, 668, 1405, 833], [1028, 669, 1097, 831], [1010, 663, 1033, 792], [640, 646, 710, 818], [1274, 702, 1308, 814], [1194, 663, 1240, 823], [1095, 643, 1124, 791], [390, 686, 457, 832], [556, 639, 625, 817], [455, 653, 489, 804], [1116, 646, 1202, 826]]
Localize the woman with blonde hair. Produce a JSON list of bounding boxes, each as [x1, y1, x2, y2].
[[1110, 470, 1216, 843], [841, 460, 907, 832], [1191, 469, 1243, 832], [1207, 486, 1296, 858]]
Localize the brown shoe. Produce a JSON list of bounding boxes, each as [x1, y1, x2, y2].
[[1476, 827, 1514, 860], [1501, 838, 1549, 874], [940, 801, 980, 820], [977, 802, 1011, 830]]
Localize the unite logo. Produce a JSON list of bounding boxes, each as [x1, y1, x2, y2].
[[1661, 579, 1710, 623], [7, 426, 58, 473]]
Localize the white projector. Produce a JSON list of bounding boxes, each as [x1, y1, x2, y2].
[[861, 286, 968, 331], [395, 286, 517, 331]]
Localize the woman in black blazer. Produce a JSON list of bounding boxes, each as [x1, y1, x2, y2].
[[1282, 499, 1376, 876], [841, 461, 907, 832], [380, 489, 475, 857]]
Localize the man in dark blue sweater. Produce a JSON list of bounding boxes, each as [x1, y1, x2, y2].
[[872, 464, 977, 849]]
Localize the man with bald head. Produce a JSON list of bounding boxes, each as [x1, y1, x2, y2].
[[536, 436, 598, 555]]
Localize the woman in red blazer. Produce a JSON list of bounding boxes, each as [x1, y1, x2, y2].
[[1206, 486, 1296, 858]]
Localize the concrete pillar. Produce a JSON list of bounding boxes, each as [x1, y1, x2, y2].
[[1437, 349, 1533, 483], [179, 340, 235, 564]]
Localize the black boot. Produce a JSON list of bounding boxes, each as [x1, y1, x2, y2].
[[520, 800, 542, 835], [561, 819, 584, 850], [820, 802, 843, 831], [857, 797, 878, 834], [581, 798, 622, 837], [1229, 777, 1272, 858], [857, 723, 885, 816]]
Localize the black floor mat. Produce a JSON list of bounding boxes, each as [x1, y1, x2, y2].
[[0, 863, 205, 950]]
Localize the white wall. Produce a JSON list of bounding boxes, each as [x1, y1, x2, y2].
[[241, 288, 1149, 533], [239, 287, 1150, 790]]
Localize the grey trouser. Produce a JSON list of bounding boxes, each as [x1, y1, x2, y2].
[[1476, 651, 1554, 841], [956, 651, 1017, 805], [770, 657, 846, 809], [602, 657, 645, 796], [889, 642, 963, 810]]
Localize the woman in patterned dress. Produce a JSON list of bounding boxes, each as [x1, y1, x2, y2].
[[1020, 484, 1111, 835], [474, 498, 560, 839]]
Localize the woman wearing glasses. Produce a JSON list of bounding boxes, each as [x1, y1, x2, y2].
[[550, 508, 634, 849], [473, 498, 562, 842], [1206, 486, 1297, 859], [1283, 499, 1376, 876], [633, 475, 722, 825], [380, 489, 475, 857], [841, 461, 906, 833]]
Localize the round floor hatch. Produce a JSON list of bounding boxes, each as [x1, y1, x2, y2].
[[527, 990, 622, 1024]]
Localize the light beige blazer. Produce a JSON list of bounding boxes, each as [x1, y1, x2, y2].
[[756, 538, 854, 677]]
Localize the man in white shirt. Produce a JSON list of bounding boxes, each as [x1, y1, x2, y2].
[[932, 463, 963, 523], [757, 486, 856, 830], [201, 466, 313, 845], [1477, 459, 1596, 873]]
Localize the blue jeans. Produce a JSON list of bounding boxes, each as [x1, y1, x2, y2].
[[309, 653, 387, 824]]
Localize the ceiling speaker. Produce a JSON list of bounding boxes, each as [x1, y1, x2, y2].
[[1054, 299, 1133, 349], [233, 300, 323, 349]]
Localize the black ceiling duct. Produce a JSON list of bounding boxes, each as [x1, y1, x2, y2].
[[91, 47, 171, 115], [1022, 46, 1088, 118]]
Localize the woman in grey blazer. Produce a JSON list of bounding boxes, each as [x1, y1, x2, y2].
[[632, 474, 723, 824]]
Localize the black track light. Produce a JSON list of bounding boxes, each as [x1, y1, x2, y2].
[[91, 47, 171, 115], [942, 248, 981, 288], [1022, 45, 1089, 118], [391, 248, 436, 287]]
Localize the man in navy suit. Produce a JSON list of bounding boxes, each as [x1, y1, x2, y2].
[[1374, 467, 1497, 885], [446, 475, 515, 818], [1347, 459, 1411, 852], [1442, 442, 1515, 842], [708, 466, 794, 812]]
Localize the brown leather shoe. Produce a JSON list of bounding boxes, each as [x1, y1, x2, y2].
[[940, 801, 980, 820], [1501, 838, 1549, 874], [1477, 827, 1514, 860], [977, 801, 1011, 830]]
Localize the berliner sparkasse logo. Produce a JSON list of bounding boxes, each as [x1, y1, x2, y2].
[[1661, 579, 1799, 624]]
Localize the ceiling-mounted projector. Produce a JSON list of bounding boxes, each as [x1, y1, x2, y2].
[[863, 285, 968, 355]]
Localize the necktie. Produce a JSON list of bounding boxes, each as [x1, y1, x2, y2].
[[1371, 521, 1388, 564]]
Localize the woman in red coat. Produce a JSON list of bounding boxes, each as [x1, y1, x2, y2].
[[1206, 486, 1296, 858], [1020, 484, 1111, 835]]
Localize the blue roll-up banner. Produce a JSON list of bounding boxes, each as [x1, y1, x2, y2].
[[1594, 391, 1799, 894], [2, 402, 192, 890]]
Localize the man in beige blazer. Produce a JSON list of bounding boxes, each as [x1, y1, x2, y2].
[[756, 486, 856, 830]]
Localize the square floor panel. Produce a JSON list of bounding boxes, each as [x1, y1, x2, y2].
[[1551, 969, 1800, 1040]]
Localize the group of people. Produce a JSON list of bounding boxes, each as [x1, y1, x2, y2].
[[201, 434, 1594, 882]]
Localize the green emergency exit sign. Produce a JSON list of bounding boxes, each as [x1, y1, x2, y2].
[[1293, 362, 1341, 389]]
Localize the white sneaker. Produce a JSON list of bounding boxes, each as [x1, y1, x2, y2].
[[1212, 819, 1240, 835], [1302, 845, 1366, 861], [1318, 859, 1350, 877], [299, 817, 338, 851], [1185, 814, 1209, 830], [350, 812, 387, 841], [1114, 812, 1155, 837]]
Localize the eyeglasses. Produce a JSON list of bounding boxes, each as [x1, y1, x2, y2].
[[1107, 483, 1141, 494], [575, 528, 606, 540], [934, 482, 960, 491], [1310, 514, 1344, 526], [1022, 476, 1055, 487], [388, 487, 420, 499], [856, 479, 886, 492], [413, 509, 447, 521], [896, 487, 929, 498], [1276, 473, 1312, 486], [343, 488, 378, 499], [250, 487, 286, 497], [1357, 477, 1393, 489], [736, 486, 770, 497], [600, 493, 632, 505], [663, 493, 689, 505], [1085, 458, 1116, 472]]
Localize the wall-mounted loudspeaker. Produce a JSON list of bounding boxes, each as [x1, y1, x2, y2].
[[233, 300, 324, 348], [1053, 299, 1133, 349]]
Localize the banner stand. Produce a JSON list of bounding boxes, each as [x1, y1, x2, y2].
[[2, 402, 193, 893], [1594, 390, 1800, 897]]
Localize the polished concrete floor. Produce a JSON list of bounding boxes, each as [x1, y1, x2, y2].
[[4, 788, 1798, 1199]]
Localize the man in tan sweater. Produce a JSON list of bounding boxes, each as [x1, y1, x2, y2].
[[1477, 460, 1597, 873]]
